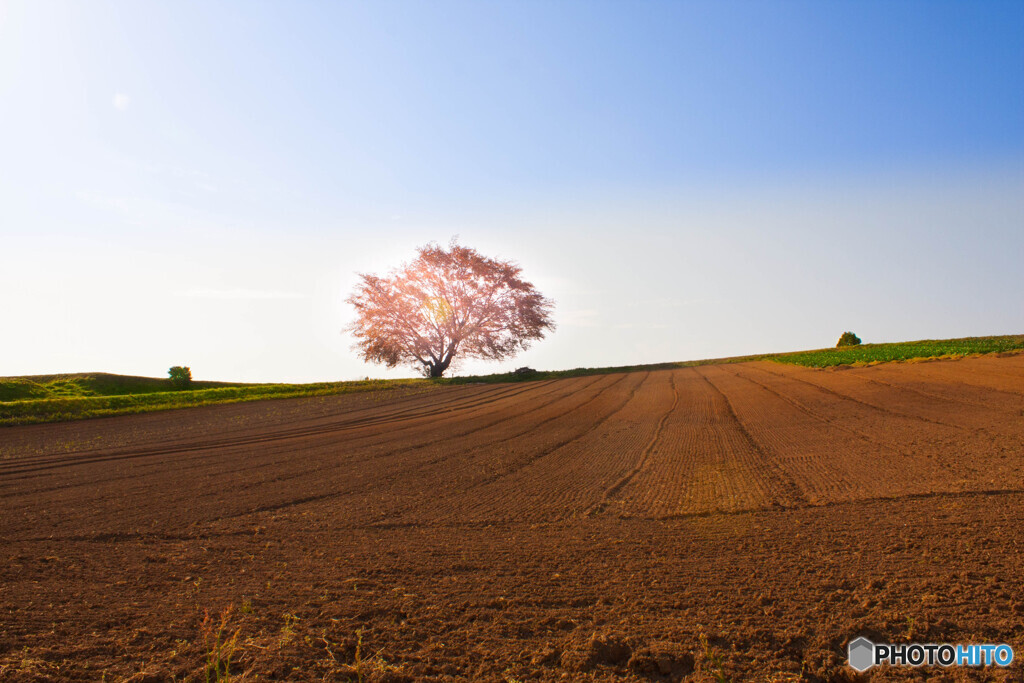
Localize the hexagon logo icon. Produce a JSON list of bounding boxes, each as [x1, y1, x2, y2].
[[848, 637, 875, 672]]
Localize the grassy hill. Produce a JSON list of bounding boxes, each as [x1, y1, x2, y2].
[[0, 372, 246, 402], [0, 374, 432, 426], [3, 334, 1022, 426]]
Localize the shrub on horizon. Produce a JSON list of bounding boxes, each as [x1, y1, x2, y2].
[[168, 366, 193, 389], [836, 332, 862, 348]]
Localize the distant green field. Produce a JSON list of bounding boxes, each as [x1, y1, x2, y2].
[[0, 372, 244, 402], [445, 334, 1024, 383], [0, 374, 436, 426], [767, 335, 1024, 368], [2, 334, 1021, 426]]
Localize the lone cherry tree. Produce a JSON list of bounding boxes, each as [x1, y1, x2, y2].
[[347, 242, 554, 378]]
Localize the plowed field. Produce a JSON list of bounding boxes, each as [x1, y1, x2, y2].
[[2, 355, 1024, 681]]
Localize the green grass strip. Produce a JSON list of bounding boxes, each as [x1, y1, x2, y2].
[[767, 334, 1024, 368], [2, 334, 1021, 426], [0, 380, 434, 426]]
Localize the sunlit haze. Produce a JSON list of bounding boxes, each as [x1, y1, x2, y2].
[[2, 1, 1022, 382]]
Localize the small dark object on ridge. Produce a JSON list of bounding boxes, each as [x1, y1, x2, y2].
[[168, 365, 192, 389], [836, 332, 862, 348], [514, 366, 537, 377]]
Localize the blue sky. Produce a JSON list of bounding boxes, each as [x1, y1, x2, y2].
[[2, 1, 1022, 382]]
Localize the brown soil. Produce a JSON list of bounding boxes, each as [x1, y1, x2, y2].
[[2, 356, 1023, 681]]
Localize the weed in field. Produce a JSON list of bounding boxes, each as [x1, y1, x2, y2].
[[353, 628, 364, 683], [904, 615, 917, 640], [337, 628, 403, 682], [201, 605, 239, 683], [699, 632, 731, 683], [169, 638, 190, 658], [319, 628, 341, 667], [279, 612, 300, 647]]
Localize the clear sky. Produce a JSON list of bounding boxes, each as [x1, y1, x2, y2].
[[2, 1, 1022, 382]]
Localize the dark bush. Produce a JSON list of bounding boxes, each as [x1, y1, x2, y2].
[[836, 332, 862, 348], [514, 366, 537, 377], [168, 366, 192, 389]]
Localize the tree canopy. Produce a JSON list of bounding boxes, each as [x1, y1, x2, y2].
[[836, 331, 862, 348], [167, 365, 192, 389], [347, 242, 554, 377]]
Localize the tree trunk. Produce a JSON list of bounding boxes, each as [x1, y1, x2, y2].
[[428, 357, 452, 378]]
